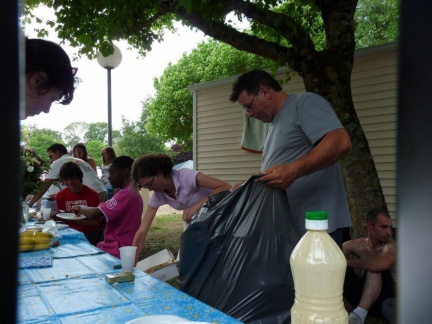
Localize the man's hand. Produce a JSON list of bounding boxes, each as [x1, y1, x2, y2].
[[256, 163, 299, 190], [257, 129, 351, 190]]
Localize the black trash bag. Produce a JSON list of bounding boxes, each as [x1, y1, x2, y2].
[[179, 175, 301, 324]]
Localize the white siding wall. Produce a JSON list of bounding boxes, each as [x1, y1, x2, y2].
[[351, 45, 398, 220], [191, 43, 397, 220]]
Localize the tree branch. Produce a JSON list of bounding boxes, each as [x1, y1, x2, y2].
[[160, 0, 316, 70], [225, 0, 316, 50]]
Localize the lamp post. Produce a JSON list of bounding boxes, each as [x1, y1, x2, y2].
[[97, 44, 122, 146]]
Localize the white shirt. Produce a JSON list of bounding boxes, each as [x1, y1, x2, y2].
[[46, 154, 106, 194]]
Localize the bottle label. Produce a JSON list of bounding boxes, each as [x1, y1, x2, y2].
[[305, 219, 327, 230]]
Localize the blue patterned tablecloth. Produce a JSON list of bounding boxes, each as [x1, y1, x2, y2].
[[17, 229, 242, 324]]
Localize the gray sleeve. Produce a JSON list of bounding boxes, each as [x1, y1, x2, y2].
[[297, 92, 344, 145]]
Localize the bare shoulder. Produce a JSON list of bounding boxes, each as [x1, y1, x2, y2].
[[381, 239, 396, 255], [344, 237, 367, 247], [88, 157, 97, 169], [343, 238, 367, 255]]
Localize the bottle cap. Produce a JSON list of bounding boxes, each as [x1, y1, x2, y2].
[[305, 211, 328, 230]]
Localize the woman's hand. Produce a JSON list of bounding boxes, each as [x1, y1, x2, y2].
[[229, 183, 243, 192], [182, 205, 201, 223]]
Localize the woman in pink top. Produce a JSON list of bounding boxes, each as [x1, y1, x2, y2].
[[131, 153, 231, 265], [72, 156, 143, 258]]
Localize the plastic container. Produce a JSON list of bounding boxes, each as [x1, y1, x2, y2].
[[290, 211, 348, 323], [21, 201, 29, 223]]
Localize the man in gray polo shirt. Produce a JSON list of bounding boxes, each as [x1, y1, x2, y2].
[[230, 69, 352, 246]]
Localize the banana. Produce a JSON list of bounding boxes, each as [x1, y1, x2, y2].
[[34, 237, 52, 244], [20, 236, 52, 244], [32, 243, 51, 251], [19, 230, 54, 251], [20, 230, 41, 237], [20, 237, 35, 244], [20, 244, 34, 252], [21, 230, 53, 239]]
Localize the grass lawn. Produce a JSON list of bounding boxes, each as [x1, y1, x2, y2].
[[138, 214, 387, 324], [137, 214, 184, 260]]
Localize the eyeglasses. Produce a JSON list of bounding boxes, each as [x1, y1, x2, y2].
[[139, 175, 155, 189], [242, 90, 259, 113]]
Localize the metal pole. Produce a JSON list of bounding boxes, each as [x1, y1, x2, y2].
[[107, 68, 112, 146]]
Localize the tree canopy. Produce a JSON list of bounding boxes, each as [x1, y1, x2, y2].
[[28, 132, 65, 165], [62, 122, 88, 148], [355, 0, 399, 48], [84, 122, 110, 144], [86, 140, 105, 167], [115, 110, 168, 159]]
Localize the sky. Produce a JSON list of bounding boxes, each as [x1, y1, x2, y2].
[[21, 6, 209, 132]]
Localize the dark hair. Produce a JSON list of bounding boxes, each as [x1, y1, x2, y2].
[[59, 161, 83, 181], [366, 208, 391, 224], [47, 143, 68, 155], [132, 154, 173, 182], [111, 156, 134, 171], [73, 143, 90, 161], [101, 146, 117, 166], [26, 38, 79, 105], [229, 69, 283, 102]]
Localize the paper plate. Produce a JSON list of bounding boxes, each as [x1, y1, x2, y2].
[[56, 213, 86, 220], [125, 315, 212, 324]]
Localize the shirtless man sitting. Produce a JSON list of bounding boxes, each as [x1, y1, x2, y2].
[[343, 208, 396, 324]]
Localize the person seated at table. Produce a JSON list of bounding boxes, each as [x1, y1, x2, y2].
[[73, 143, 97, 172], [131, 153, 231, 265], [27, 143, 108, 208], [71, 156, 143, 259], [100, 146, 117, 199], [53, 162, 103, 245], [24, 38, 79, 119]]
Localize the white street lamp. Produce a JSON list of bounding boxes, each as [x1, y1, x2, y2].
[[97, 44, 122, 146]]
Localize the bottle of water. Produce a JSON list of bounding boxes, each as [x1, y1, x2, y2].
[[290, 211, 348, 323]]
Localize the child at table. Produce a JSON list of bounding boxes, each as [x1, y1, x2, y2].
[[71, 156, 143, 259], [53, 162, 104, 245]]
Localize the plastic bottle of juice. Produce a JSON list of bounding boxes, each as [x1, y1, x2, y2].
[[290, 211, 348, 323]]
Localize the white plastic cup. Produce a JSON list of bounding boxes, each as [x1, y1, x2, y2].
[[41, 208, 52, 220], [119, 246, 137, 273], [22, 201, 29, 223]]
